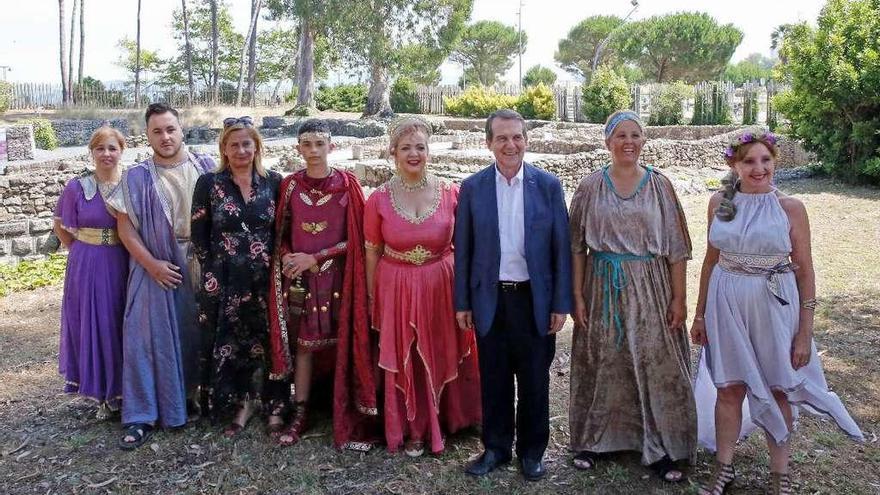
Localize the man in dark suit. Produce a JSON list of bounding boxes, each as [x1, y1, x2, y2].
[[454, 108, 573, 481]]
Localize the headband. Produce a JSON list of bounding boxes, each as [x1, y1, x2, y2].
[[298, 131, 331, 141], [604, 111, 645, 139]]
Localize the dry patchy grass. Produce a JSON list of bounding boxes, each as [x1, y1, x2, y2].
[[0, 177, 878, 494]]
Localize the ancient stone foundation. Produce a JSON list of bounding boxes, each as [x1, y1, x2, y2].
[[6, 126, 36, 161]]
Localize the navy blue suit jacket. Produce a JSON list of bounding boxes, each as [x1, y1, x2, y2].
[[454, 162, 573, 337]]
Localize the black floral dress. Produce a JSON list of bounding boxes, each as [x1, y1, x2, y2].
[[191, 168, 281, 414]]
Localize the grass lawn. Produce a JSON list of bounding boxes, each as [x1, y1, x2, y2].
[[0, 177, 877, 494]]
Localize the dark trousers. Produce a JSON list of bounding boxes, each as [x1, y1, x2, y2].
[[476, 283, 556, 461]]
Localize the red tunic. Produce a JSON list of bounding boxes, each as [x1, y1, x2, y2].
[[268, 168, 378, 448], [364, 179, 481, 454]]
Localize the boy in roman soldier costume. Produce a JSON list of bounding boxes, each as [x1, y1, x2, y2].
[[267, 119, 377, 449]]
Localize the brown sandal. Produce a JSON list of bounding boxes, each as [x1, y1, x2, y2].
[[277, 401, 308, 447], [699, 462, 735, 494], [768, 472, 793, 494], [266, 401, 287, 437]]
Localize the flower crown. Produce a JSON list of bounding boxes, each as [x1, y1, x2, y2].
[[723, 130, 778, 159]]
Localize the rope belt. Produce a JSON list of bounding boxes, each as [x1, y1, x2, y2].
[[75, 227, 120, 246], [592, 251, 655, 349], [718, 251, 796, 305]]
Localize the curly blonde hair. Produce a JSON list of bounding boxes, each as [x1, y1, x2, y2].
[[716, 127, 779, 222]]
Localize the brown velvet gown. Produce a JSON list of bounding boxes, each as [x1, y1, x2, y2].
[[568, 165, 696, 465]]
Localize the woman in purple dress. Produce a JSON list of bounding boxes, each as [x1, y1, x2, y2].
[[53, 127, 130, 419]]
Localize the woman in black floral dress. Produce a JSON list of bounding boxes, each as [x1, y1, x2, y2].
[[191, 117, 281, 437]]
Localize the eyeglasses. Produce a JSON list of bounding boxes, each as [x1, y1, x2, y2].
[[223, 116, 254, 128]]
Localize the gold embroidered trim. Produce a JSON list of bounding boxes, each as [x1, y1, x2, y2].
[[384, 244, 438, 265], [297, 336, 338, 348], [76, 227, 120, 246], [299, 190, 333, 207], [364, 240, 381, 251], [301, 221, 328, 235], [719, 252, 789, 271], [272, 180, 297, 374], [357, 404, 379, 416]]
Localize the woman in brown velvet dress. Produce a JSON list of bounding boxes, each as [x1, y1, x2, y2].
[[567, 110, 696, 483]]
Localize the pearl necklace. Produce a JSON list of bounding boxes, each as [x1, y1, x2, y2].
[[398, 175, 428, 192]]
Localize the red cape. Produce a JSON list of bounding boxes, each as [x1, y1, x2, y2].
[[267, 169, 378, 447]]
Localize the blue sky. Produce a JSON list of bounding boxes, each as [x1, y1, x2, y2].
[[0, 0, 825, 85]]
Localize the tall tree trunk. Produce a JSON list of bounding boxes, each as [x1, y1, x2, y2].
[[364, 60, 392, 117], [58, 0, 69, 105], [77, 0, 85, 89], [210, 0, 219, 105], [296, 18, 315, 110], [68, 0, 77, 103], [134, 0, 142, 106], [235, 0, 262, 107], [246, 0, 260, 106], [181, 0, 195, 106]]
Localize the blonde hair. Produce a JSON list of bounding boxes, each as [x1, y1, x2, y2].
[[88, 126, 126, 152], [716, 129, 780, 222], [389, 117, 432, 156], [217, 124, 267, 177]]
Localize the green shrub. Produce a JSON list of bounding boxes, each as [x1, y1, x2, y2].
[[0, 254, 67, 296], [691, 82, 732, 125], [20, 118, 59, 150], [648, 81, 693, 126], [516, 83, 556, 120], [390, 77, 420, 113], [315, 84, 367, 112], [443, 86, 518, 118], [523, 65, 557, 88], [774, 0, 880, 184], [0, 81, 12, 114], [581, 65, 631, 123]]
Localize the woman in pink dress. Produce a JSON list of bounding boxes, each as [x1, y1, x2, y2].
[[365, 118, 481, 456]]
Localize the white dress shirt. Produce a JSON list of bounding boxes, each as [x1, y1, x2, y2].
[[495, 164, 529, 281]]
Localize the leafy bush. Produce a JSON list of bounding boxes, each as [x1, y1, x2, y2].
[[390, 77, 420, 113], [691, 82, 732, 125], [581, 65, 631, 123], [0, 254, 67, 296], [648, 81, 693, 126], [315, 84, 367, 112], [20, 118, 59, 150], [774, 0, 880, 183], [741, 86, 759, 125], [523, 65, 557, 88], [516, 83, 557, 120], [443, 86, 518, 118], [0, 81, 12, 114]]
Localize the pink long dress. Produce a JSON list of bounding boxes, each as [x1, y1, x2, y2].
[[364, 178, 481, 454]]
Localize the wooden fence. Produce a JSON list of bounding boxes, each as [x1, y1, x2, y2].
[[418, 81, 787, 125], [7, 82, 287, 110]]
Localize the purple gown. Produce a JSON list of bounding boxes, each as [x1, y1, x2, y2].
[[55, 176, 129, 408]]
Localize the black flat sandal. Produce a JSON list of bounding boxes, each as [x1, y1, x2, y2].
[[118, 423, 153, 450], [573, 451, 599, 470], [650, 456, 686, 483]]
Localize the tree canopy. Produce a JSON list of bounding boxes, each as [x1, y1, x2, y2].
[[451, 20, 525, 86], [554, 15, 623, 81], [774, 0, 880, 183], [723, 53, 776, 84], [615, 12, 743, 83], [522, 65, 557, 87]]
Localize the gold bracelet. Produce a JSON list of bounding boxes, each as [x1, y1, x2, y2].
[[800, 298, 817, 310]]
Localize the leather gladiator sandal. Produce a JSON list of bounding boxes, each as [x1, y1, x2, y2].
[[699, 462, 736, 494], [767, 472, 793, 494], [277, 401, 308, 447]]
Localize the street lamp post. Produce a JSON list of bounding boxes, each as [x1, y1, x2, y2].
[[0, 66, 11, 81], [591, 0, 640, 75], [517, 0, 524, 91]]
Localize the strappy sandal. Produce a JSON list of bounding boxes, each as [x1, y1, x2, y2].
[[650, 456, 686, 483], [277, 401, 308, 447], [266, 401, 287, 438], [118, 423, 153, 450], [767, 472, 793, 494], [699, 462, 736, 494], [573, 451, 599, 470], [223, 401, 254, 438]]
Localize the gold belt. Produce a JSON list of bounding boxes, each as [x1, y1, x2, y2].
[[76, 227, 120, 246], [383, 245, 443, 265], [718, 251, 795, 305]]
